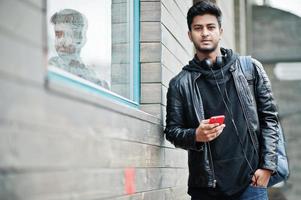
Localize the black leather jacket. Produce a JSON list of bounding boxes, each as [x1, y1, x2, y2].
[[164, 56, 279, 190]]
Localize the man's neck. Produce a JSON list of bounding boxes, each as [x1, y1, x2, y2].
[[58, 54, 83, 67], [196, 48, 222, 64]]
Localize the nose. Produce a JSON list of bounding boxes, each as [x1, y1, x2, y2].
[[201, 28, 209, 37]]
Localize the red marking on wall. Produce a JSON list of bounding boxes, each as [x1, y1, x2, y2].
[[125, 167, 136, 195]]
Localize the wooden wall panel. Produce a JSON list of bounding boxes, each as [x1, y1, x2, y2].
[[0, 0, 194, 199]]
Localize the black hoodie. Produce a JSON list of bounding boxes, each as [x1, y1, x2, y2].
[[185, 48, 255, 198]]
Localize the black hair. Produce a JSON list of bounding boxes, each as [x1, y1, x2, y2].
[[187, 1, 222, 31], [51, 9, 87, 28]]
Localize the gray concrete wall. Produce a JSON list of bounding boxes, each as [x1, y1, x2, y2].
[[252, 5, 301, 63], [262, 64, 301, 200], [111, 0, 131, 99], [141, 0, 194, 198], [160, 0, 194, 125], [0, 0, 190, 199], [140, 0, 194, 123], [140, 0, 162, 117], [234, 0, 247, 55], [217, 0, 236, 51]]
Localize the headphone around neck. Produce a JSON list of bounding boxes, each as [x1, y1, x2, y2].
[[201, 55, 224, 68]]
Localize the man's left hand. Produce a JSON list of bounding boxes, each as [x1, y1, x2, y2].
[[251, 169, 272, 187]]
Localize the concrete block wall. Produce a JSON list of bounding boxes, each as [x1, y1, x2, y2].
[[140, 0, 194, 198], [140, 0, 162, 117], [261, 64, 301, 200], [217, 0, 236, 51], [140, 0, 194, 121], [252, 5, 301, 63], [0, 0, 191, 199], [160, 0, 194, 125]]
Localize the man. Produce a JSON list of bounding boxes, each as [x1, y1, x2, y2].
[[49, 9, 109, 89], [164, 1, 279, 200]]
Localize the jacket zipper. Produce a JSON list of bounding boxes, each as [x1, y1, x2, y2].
[[208, 142, 217, 188], [192, 73, 217, 188]]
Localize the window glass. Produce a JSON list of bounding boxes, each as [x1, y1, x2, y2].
[[47, 0, 138, 102]]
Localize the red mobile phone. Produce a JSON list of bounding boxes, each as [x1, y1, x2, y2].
[[209, 115, 225, 125]]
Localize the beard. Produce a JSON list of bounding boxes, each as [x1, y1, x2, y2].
[[193, 41, 218, 53]]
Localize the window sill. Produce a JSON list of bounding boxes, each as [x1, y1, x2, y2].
[[45, 70, 162, 125]]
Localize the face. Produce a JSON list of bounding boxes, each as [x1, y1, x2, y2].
[[54, 23, 85, 57], [188, 14, 223, 53]]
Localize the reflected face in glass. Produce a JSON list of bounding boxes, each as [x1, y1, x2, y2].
[[54, 23, 85, 57]]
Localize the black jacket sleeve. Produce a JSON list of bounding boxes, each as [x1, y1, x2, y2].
[[253, 59, 279, 172], [164, 79, 203, 151]]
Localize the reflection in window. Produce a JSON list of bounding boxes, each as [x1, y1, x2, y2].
[[111, 0, 133, 100], [47, 0, 137, 102], [49, 9, 109, 89]]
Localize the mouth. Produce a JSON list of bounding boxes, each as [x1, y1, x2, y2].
[[56, 46, 75, 53]]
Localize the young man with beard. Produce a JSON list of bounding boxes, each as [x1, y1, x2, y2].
[[164, 1, 279, 200]]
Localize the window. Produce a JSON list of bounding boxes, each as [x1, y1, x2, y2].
[[46, 0, 140, 107]]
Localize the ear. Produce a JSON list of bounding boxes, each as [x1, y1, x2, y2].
[[188, 31, 192, 41], [219, 28, 223, 39]]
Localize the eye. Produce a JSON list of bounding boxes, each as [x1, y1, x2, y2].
[[208, 26, 216, 30], [194, 26, 202, 31], [55, 31, 64, 38]]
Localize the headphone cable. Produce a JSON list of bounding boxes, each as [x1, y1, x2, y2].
[[209, 66, 256, 175]]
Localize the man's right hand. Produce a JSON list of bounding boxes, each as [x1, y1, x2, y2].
[[195, 119, 226, 142]]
